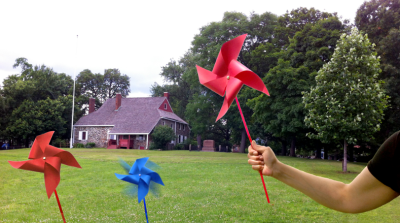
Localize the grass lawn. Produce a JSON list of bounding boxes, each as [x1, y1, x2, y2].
[[1, 148, 400, 222]]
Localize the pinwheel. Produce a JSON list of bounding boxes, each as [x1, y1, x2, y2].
[[8, 131, 82, 222], [196, 34, 271, 202], [115, 157, 164, 223]]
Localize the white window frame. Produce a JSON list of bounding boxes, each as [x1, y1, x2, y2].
[[164, 103, 167, 110], [79, 131, 88, 140]]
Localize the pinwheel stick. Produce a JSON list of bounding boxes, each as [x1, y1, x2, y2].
[[143, 198, 149, 223], [54, 190, 66, 223], [235, 97, 270, 203]]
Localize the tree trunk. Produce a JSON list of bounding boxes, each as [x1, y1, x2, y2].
[[197, 134, 202, 151], [334, 148, 339, 160], [24, 138, 29, 148], [315, 143, 321, 159], [324, 144, 328, 160], [240, 129, 246, 153], [281, 139, 287, 156], [343, 139, 348, 172], [290, 136, 296, 157]]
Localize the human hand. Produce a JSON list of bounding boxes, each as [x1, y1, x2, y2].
[[247, 141, 278, 176]]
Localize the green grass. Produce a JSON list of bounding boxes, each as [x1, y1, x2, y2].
[[1, 148, 400, 222]]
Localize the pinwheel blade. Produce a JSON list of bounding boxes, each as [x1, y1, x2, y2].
[[118, 157, 132, 173], [8, 159, 45, 173], [29, 131, 54, 159], [196, 65, 227, 96], [44, 162, 61, 198]]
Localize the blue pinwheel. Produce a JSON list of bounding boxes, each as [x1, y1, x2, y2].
[[115, 157, 164, 222]]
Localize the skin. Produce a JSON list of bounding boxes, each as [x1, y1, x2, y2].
[[248, 141, 399, 213]]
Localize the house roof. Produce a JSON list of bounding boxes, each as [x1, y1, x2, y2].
[[74, 97, 188, 134]]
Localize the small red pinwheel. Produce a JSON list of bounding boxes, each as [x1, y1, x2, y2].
[[196, 34, 270, 121], [8, 131, 81, 198]]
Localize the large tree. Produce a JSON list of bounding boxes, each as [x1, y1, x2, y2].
[[76, 68, 130, 113], [248, 10, 347, 156], [1, 58, 77, 143], [303, 28, 388, 172], [356, 0, 400, 139]]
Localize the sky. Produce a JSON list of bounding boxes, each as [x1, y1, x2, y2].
[[0, 0, 367, 97]]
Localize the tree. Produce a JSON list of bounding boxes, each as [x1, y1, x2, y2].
[[356, 0, 400, 138], [6, 97, 72, 147], [150, 125, 175, 150], [248, 12, 346, 157], [303, 28, 388, 172], [76, 68, 130, 113], [151, 52, 198, 119], [1, 58, 76, 142]]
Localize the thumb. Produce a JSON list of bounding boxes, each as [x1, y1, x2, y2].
[[250, 140, 266, 154]]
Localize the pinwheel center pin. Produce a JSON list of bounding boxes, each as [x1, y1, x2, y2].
[[227, 76, 230, 80], [139, 174, 141, 176], [43, 157, 46, 160]]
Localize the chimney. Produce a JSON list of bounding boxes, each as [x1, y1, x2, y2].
[[115, 93, 122, 110], [89, 98, 95, 114], [164, 92, 169, 101]]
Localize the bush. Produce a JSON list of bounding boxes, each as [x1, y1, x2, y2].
[[150, 125, 175, 150], [174, 143, 184, 150], [74, 143, 84, 148], [85, 142, 96, 148]]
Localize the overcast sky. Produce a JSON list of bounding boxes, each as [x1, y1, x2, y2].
[[0, 0, 367, 97]]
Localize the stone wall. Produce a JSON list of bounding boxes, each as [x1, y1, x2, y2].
[[74, 126, 113, 148]]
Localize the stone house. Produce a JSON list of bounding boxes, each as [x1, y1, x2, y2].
[[73, 93, 189, 149]]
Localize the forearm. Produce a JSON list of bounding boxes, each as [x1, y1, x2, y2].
[[272, 161, 351, 212]]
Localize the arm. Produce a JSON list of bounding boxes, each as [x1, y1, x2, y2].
[[248, 141, 399, 213]]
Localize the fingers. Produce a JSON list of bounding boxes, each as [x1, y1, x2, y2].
[[252, 164, 264, 171], [248, 159, 264, 166]]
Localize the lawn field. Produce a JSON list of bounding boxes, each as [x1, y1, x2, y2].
[[1, 148, 399, 222]]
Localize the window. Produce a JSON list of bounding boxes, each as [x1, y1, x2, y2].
[[137, 135, 144, 141], [110, 134, 116, 140], [79, 131, 88, 140], [171, 124, 173, 128], [179, 124, 181, 130], [164, 103, 167, 110], [183, 125, 185, 130], [184, 136, 187, 141], [163, 121, 165, 125]]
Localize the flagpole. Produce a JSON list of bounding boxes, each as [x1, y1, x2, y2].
[[70, 35, 78, 149]]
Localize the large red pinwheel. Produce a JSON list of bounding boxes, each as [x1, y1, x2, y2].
[[196, 34, 271, 202], [196, 34, 270, 121], [8, 131, 81, 199]]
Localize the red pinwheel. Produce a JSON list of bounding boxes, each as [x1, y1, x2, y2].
[[196, 34, 269, 121], [196, 34, 271, 202], [8, 131, 81, 222]]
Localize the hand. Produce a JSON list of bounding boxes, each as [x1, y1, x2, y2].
[[247, 141, 278, 176]]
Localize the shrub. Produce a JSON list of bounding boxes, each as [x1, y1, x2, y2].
[[85, 142, 96, 148], [74, 143, 84, 148], [174, 143, 184, 150], [150, 125, 175, 150]]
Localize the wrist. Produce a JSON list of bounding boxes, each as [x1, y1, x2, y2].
[[271, 161, 284, 179]]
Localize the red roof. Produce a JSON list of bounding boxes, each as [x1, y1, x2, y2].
[[74, 97, 188, 134]]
